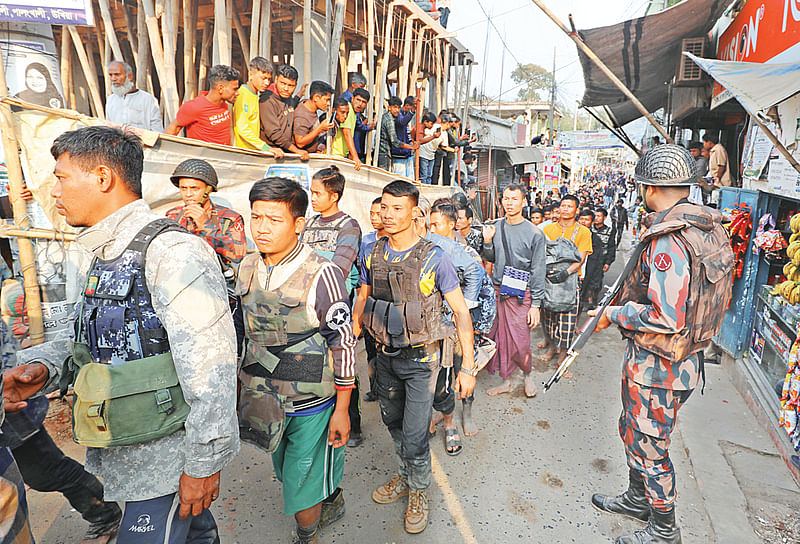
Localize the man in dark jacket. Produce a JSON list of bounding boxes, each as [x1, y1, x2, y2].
[[258, 64, 310, 159], [610, 198, 629, 248]]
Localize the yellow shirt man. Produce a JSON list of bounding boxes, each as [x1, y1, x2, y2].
[[542, 222, 593, 278], [233, 84, 270, 151]]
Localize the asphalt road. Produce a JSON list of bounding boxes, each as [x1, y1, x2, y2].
[[28, 237, 719, 543]]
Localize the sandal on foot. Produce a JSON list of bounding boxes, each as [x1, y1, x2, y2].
[[444, 428, 463, 456]]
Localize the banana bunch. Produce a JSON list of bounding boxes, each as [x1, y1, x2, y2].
[[784, 262, 800, 281], [788, 237, 800, 265], [774, 279, 800, 304]]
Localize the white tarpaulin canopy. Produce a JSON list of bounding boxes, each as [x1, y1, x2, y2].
[[683, 52, 800, 116]]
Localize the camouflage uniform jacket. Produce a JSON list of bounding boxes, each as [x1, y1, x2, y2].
[[165, 202, 247, 268], [22, 200, 240, 501], [607, 202, 733, 391]]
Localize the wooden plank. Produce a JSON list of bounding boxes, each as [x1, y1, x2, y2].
[[122, 2, 139, 66], [97, 0, 124, 60], [67, 26, 105, 118], [0, 43, 44, 346], [141, 0, 180, 118], [136, 0, 152, 91], [233, 9, 250, 62], [398, 16, 414, 99], [249, 0, 261, 61]]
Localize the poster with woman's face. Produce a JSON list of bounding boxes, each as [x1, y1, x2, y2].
[[1, 22, 64, 109]]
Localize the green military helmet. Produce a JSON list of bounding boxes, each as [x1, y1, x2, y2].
[[634, 144, 698, 186], [170, 159, 219, 191]]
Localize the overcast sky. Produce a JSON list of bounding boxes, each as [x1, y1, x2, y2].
[[447, 0, 650, 110]]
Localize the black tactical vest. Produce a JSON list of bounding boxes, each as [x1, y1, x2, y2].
[[77, 218, 184, 364], [363, 238, 454, 348]]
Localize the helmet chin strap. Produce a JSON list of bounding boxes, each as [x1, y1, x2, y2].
[[639, 184, 654, 213]]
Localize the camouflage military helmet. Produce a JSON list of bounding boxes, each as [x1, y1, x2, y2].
[[170, 159, 219, 190], [634, 144, 698, 186]]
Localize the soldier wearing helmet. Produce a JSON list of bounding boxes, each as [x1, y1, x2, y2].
[[166, 159, 247, 281], [588, 144, 734, 544]]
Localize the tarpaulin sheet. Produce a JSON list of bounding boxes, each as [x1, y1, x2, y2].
[[683, 53, 800, 116], [577, 0, 728, 126]]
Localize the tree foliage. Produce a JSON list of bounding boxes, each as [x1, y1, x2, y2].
[[510, 63, 554, 102]]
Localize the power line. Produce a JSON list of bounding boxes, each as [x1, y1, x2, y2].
[[448, 2, 531, 33]]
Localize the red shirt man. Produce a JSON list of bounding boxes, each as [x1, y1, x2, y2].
[[166, 65, 240, 146]]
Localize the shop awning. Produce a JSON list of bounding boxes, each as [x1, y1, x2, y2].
[[577, 0, 729, 127], [683, 53, 800, 115], [505, 147, 544, 165]]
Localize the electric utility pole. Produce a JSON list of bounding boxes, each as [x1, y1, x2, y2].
[[547, 47, 556, 139]]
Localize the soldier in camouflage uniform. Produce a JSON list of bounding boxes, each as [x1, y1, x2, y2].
[[33, 126, 239, 544], [237, 178, 356, 544], [589, 145, 734, 544], [166, 159, 247, 282]]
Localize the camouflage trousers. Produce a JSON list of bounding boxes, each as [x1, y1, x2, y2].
[[0, 447, 33, 544], [619, 374, 693, 512]]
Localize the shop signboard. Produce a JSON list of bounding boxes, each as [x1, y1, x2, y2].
[[0, 0, 93, 25], [542, 146, 561, 186], [712, 0, 800, 109], [766, 154, 800, 195]]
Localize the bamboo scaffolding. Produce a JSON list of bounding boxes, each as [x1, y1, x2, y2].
[[259, 0, 270, 59], [0, 43, 45, 346], [183, 0, 197, 100], [136, 0, 151, 91], [141, 0, 180, 119], [233, 10, 250, 62], [329, 0, 346, 91], [372, 0, 396, 166], [398, 16, 414, 98]]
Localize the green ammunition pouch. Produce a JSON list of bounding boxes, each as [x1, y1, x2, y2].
[[68, 342, 190, 448]]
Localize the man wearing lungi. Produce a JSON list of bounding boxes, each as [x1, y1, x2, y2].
[[539, 195, 593, 368], [481, 183, 546, 398]]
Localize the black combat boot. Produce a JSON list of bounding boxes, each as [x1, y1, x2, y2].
[[616, 506, 682, 544], [591, 470, 650, 522]]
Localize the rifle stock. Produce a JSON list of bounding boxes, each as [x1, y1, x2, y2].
[[543, 240, 647, 391]]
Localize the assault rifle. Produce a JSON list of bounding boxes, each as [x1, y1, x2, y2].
[[543, 240, 648, 391]]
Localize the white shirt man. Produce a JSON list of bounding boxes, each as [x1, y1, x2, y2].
[[105, 61, 164, 132]]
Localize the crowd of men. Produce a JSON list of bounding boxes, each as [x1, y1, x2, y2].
[[105, 57, 477, 188], [2, 60, 737, 544]]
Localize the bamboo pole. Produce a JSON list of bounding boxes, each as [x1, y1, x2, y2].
[[303, 0, 312, 86], [233, 10, 250, 62], [183, 0, 197, 100], [0, 226, 75, 242], [97, 0, 124, 61], [136, 0, 151, 91], [66, 26, 105, 118], [0, 43, 45, 346], [442, 42, 451, 108], [259, 0, 270, 59], [411, 24, 423, 86], [225, 0, 233, 64], [141, 0, 180, 119], [365, 0, 376, 158], [338, 41, 348, 92], [399, 16, 414, 99], [162, 0, 178, 100], [372, 1, 396, 166], [453, 54, 462, 115], [461, 61, 472, 123], [329, 0, 346, 90], [325, 0, 332, 67], [529, 0, 673, 144], [199, 23, 212, 90], [59, 29, 72, 108], [213, 0, 230, 65], [249, 0, 261, 61], [434, 40, 442, 113]]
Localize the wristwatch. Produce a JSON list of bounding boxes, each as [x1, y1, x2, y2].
[[460, 365, 480, 377]]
